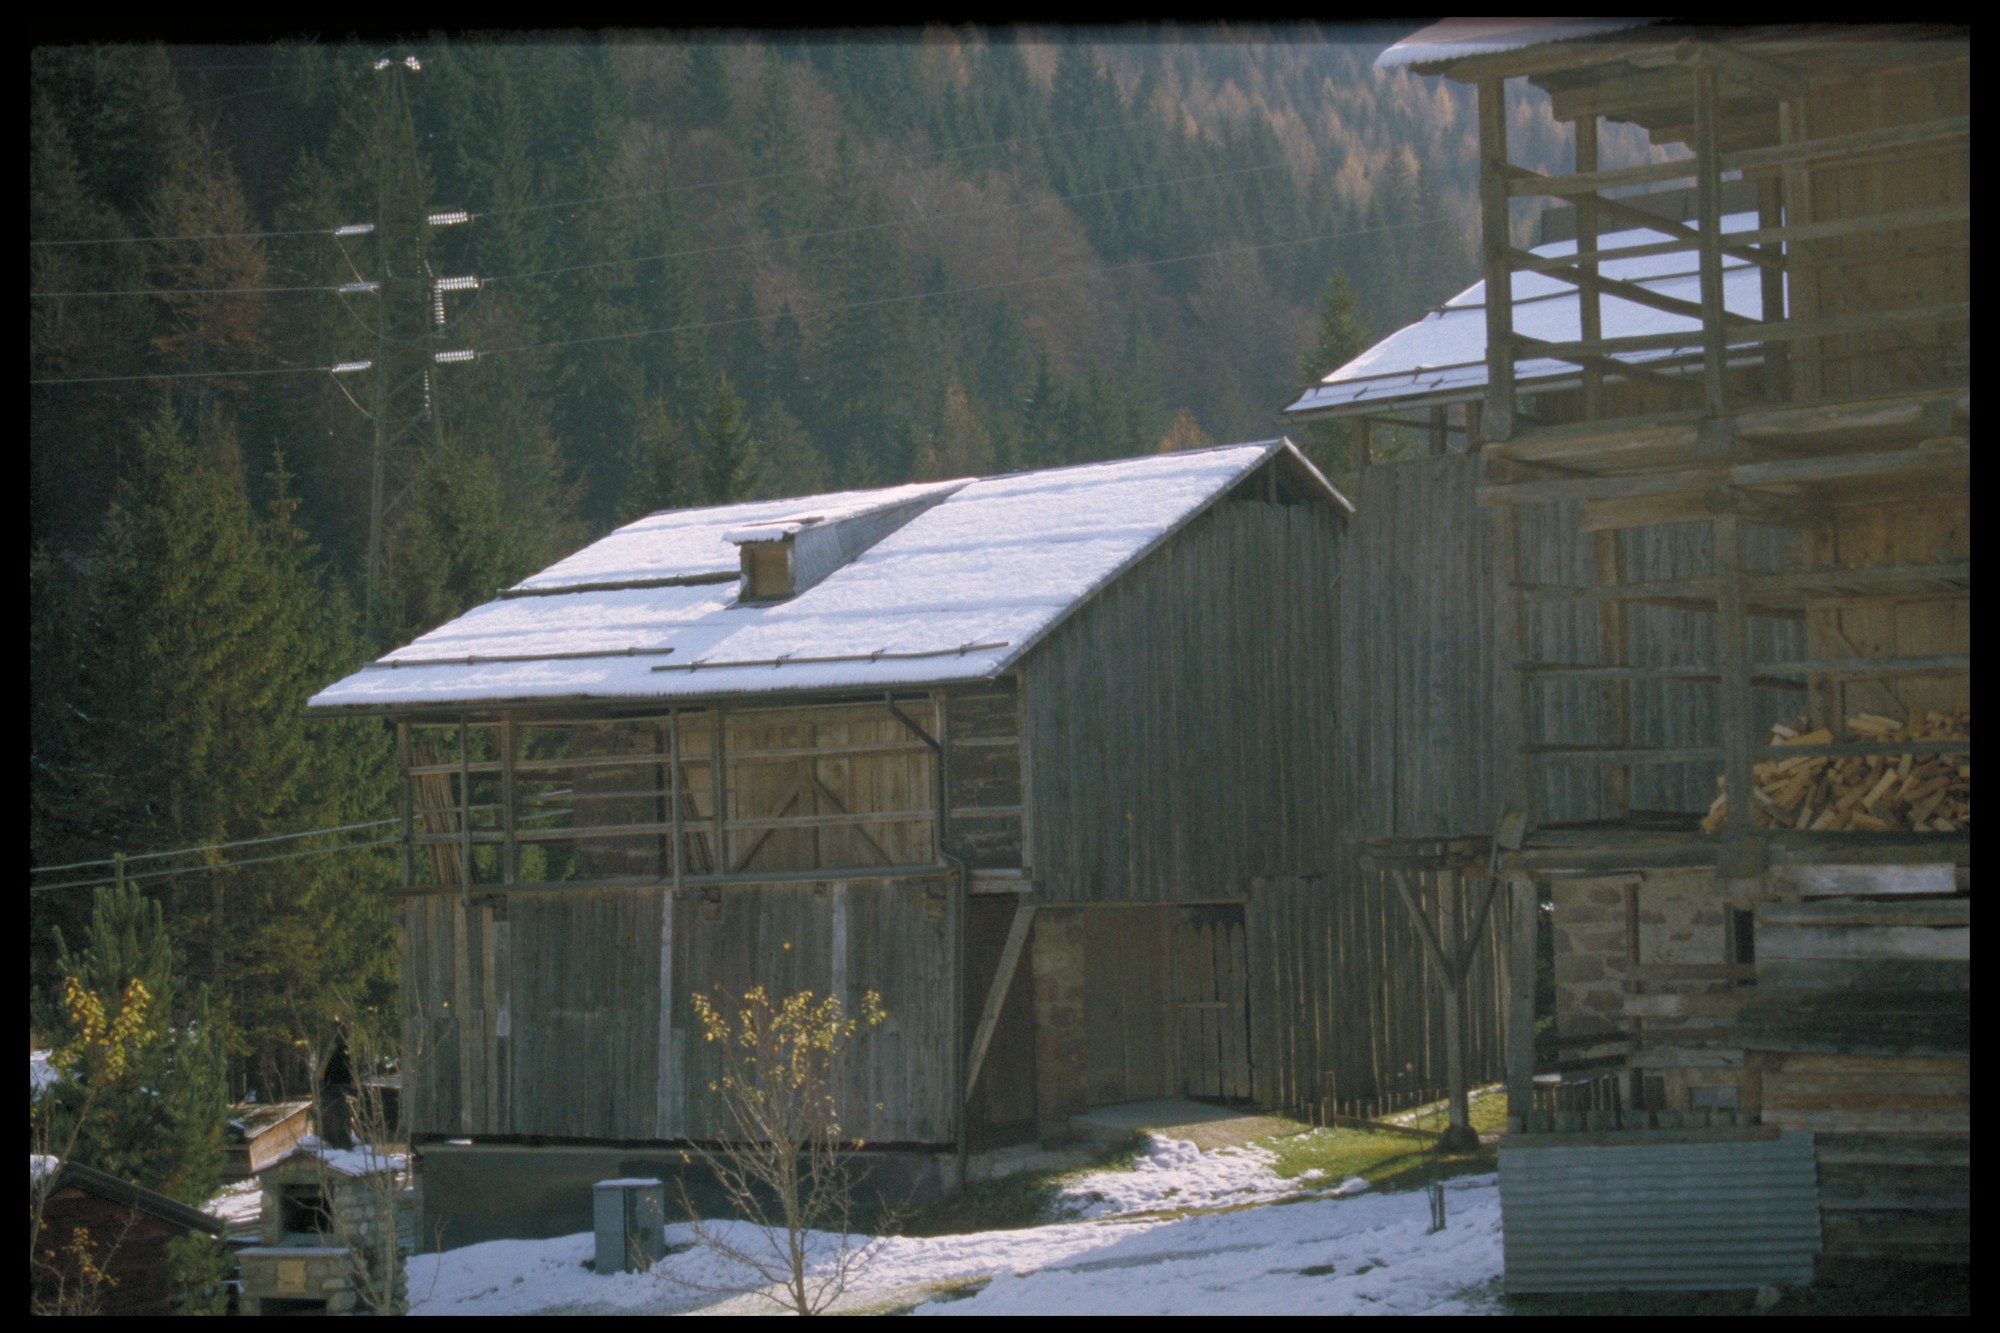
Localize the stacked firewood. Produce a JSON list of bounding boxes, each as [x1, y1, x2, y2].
[[1701, 708, 1971, 833]]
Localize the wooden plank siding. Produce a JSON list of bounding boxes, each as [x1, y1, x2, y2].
[[400, 877, 957, 1146], [1021, 484, 1345, 902], [1246, 870, 1512, 1119], [1343, 452, 1803, 838]]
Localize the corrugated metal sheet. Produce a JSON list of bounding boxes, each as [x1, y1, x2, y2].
[[1499, 1130, 1821, 1292]]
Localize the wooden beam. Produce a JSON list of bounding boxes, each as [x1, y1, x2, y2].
[[1674, 38, 1808, 100], [963, 901, 1036, 1103], [1594, 531, 1631, 821], [1694, 64, 1730, 419], [1726, 114, 1970, 174], [1489, 502, 1533, 821], [1507, 248, 1750, 328], [1506, 155, 1695, 199], [1390, 869, 1455, 981], [1574, 113, 1604, 421], [1505, 875, 1538, 1131], [1478, 77, 1516, 441], [1511, 331, 1703, 398]]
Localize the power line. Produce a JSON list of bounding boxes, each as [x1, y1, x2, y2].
[[33, 153, 1300, 300], [32, 281, 355, 298], [29, 224, 343, 249], [485, 154, 1299, 288], [30, 837, 402, 896], [26, 111, 1168, 251], [473, 112, 1165, 222], [484, 212, 1451, 362], [30, 362, 339, 387], [29, 212, 1448, 387], [32, 818, 403, 875]]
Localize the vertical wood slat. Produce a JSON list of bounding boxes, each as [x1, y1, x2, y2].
[[1575, 113, 1604, 420], [1693, 64, 1729, 418]]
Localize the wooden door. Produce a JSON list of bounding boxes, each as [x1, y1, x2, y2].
[[1172, 905, 1253, 1101]]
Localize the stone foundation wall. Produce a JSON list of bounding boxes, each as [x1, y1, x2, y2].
[[1550, 868, 1766, 1115]]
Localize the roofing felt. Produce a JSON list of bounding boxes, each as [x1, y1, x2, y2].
[[1375, 18, 1665, 72], [1284, 211, 1769, 419], [309, 441, 1332, 712]]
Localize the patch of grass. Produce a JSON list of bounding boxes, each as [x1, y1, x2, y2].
[[847, 1273, 993, 1316], [880, 1135, 1148, 1238], [1262, 1087, 1509, 1193]]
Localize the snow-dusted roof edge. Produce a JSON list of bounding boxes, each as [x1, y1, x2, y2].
[[1376, 18, 1666, 72], [981, 438, 1343, 680], [304, 443, 1347, 716]]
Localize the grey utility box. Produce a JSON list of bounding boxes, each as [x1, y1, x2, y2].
[[593, 1177, 667, 1274]]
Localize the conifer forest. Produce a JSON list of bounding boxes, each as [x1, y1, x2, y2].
[[30, 30, 1664, 1101]]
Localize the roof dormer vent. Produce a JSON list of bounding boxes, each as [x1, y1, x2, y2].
[[724, 481, 971, 604]]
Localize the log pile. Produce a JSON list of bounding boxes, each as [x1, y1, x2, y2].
[[1702, 709, 1971, 833]]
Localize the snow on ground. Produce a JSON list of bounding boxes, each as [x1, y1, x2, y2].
[[407, 1133, 1501, 1317]]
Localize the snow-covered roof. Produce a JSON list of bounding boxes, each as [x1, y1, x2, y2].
[[268, 1135, 406, 1178], [1376, 18, 1665, 72], [1285, 211, 1770, 419], [310, 441, 1340, 713]]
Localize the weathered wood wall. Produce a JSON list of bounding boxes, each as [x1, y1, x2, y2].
[[1247, 869, 1511, 1119], [1786, 58, 1969, 401], [1021, 481, 1345, 901], [1743, 892, 1969, 1264], [1804, 494, 1968, 727], [401, 876, 957, 1146], [946, 685, 1025, 870], [1344, 452, 1803, 836], [1340, 454, 1503, 839]]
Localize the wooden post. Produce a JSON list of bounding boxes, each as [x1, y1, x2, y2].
[[500, 718, 517, 886], [964, 900, 1036, 1102], [1356, 416, 1373, 469], [1594, 532, 1631, 821], [711, 706, 727, 874], [1478, 77, 1517, 441], [1505, 874, 1538, 1132], [1439, 871, 1475, 1149], [1715, 512, 1757, 874], [1756, 171, 1788, 400], [396, 721, 413, 890], [669, 708, 684, 896], [1575, 114, 1604, 421], [457, 717, 472, 904], [1693, 63, 1729, 418], [1490, 500, 1533, 824], [1429, 405, 1449, 457]]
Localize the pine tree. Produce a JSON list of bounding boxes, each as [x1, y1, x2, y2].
[[41, 877, 228, 1205]]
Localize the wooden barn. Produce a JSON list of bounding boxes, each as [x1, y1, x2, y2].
[[309, 441, 1518, 1243], [1288, 20, 1969, 1285]]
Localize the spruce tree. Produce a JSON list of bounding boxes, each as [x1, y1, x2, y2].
[[41, 403, 397, 1096], [701, 373, 763, 503], [1292, 268, 1371, 486]]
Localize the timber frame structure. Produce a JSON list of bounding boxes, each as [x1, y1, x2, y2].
[[312, 442, 1521, 1243], [1291, 21, 1968, 1277]]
